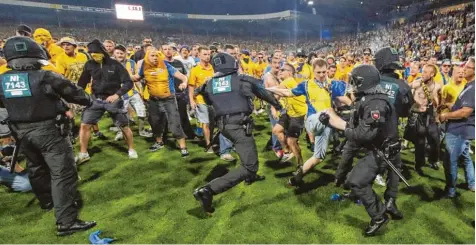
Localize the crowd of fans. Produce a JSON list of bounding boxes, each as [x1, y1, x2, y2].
[[0, 2, 474, 226]]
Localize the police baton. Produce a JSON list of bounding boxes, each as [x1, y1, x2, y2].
[[374, 147, 411, 187], [1, 119, 20, 174]]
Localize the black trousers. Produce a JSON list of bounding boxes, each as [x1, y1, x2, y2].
[[208, 114, 257, 194], [148, 96, 186, 140], [16, 120, 79, 225], [335, 140, 361, 181], [176, 93, 195, 139], [415, 121, 440, 169], [346, 151, 402, 221]]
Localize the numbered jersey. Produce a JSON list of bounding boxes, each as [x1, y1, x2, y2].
[[204, 73, 251, 117], [0, 70, 59, 122]]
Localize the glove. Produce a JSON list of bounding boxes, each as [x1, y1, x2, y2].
[[319, 112, 330, 126], [89, 230, 114, 244]]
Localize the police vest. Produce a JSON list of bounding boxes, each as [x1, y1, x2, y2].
[[0, 70, 60, 123], [380, 75, 413, 118], [206, 73, 251, 117], [358, 93, 399, 146]]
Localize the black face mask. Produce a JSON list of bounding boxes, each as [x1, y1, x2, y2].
[[244, 58, 249, 63]]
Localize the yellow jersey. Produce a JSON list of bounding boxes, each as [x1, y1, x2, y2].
[[441, 80, 467, 109], [140, 51, 176, 99], [280, 77, 307, 117], [294, 63, 313, 84], [46, 42, 65, 65], [240, 60, 255, 76], [55, 52, 88, 83], [407, 73, 421, 84], [253, 62, 268, 79], [189, 63, 214, 105]]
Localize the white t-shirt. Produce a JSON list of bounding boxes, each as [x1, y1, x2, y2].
[[176, 56, 196, 76]]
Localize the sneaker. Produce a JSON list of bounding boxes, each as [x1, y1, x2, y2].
[[181, 148, 189, 158], [374, 174, 386, 187], [128, 149, 138, 159], [139, 130, 153, 138], [429, 162, 440, 170], [257, 108, 265, 114], [220, 153, 235, 162], [109, 127, 119, 132], [93, 131, 107, 140], [149, 142, 164, 152], [205, 145, 214, 154], [281, 152, 294, 162], [114, 132, 123, 141], [75, 152, 90, 165]]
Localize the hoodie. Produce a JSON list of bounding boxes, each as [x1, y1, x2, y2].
[[77, 39, 132, 97], [33, 28, 64, 65]]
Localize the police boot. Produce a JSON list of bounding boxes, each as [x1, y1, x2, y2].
[[193, 186, 215, 214], [385, 197, 403, 220], [364, 214, 389, 236], [244, 174, 265, 185], [288, 166, 304, 187], [57, 219, 97, 236]]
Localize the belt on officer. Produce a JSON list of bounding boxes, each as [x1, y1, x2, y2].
[[218, 112, 248, 125], [13, 118, 57, 130]]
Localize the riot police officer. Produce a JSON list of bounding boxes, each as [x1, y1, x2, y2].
[[193, 52, 282, 214], [0, 36, 96, 236], [375, 47, 413, 118], [334, 47, 409, 217], [320, 64, 402, 236]]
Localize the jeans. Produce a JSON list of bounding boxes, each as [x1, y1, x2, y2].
[[219, 133, 234, 155], [444, 132, 475, 196], [0, 166, 32, 192], [268, 108, 282, 151]]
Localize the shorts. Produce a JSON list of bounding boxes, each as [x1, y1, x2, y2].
[[0, 108, 10, 137], [148, 97, 186, 139], [305, 112, 330, 159], [124, 93, 146, 118], [81, 99, 129, 127], [196, 104, 211, 124], [277, 114, 304, 138]]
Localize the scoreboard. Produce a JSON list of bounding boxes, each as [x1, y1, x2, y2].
[[115, 4, 144, 20]]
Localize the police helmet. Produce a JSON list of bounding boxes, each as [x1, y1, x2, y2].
[[3, 36, 48, 62], [349, 64, 381, 93], [211, 52, 239, 74], [374, 47, 403, 71]]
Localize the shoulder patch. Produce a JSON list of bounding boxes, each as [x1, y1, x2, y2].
[[371, 110, 380, 120]]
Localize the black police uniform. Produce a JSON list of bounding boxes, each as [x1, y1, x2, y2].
[[323, 65, 402, 236], [193, 53, 282, 213], [0, 36, 96, 236], [335, 48, 410, 205]]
